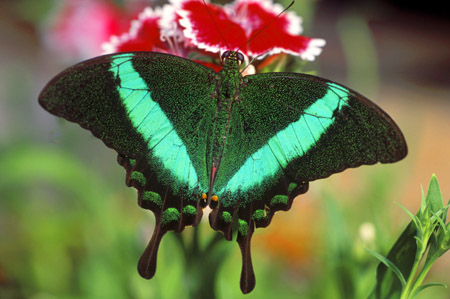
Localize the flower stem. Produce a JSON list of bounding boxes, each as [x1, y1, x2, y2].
[[175, 224, 229, 299], [408, 253, 440, 296], [400, 250, 422, 298]]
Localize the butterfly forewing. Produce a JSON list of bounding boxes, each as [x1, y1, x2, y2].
[[233, 72, 407, 185], [39, 52, 218, 220]]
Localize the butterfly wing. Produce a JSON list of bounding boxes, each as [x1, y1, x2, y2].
[[39, 52, 217, 278], [209, 72, 407, 293]]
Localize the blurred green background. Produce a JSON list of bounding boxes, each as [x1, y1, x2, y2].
[[0, 0, 449, 298]]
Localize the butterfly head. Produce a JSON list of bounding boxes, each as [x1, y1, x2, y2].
[[221, 51, 245, 67]]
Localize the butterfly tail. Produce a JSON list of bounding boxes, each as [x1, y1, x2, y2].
[[209, 176, 310, 293], [236, 201, 257, 294], [117, 154, 205, 278], [137, 221, 167, 279]]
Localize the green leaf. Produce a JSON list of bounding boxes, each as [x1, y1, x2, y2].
[[419, 185, 426, 216], [365, 248, 406, 287], [431, 210, 447, 232], [426, 174, 443, 213], [426, 234, 440, 265], [413, 282, 447, 297], [424, 178, 448, 263], [395, 201, 422, 233], [442, 199, 450, 223], [369, 221, 417, 299]]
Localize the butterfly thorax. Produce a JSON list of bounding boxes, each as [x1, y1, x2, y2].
[[210, 52, 244, 179]]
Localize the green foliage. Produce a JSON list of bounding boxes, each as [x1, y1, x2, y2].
[[368, 175, 450, 299]]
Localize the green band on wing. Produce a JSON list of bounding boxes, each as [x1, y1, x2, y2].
[[218, 83, 349, 198], [110, 54, 200, 191], [130, 171, 146, 186]]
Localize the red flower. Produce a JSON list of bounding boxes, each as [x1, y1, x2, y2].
[[103, 5, 186, 56], [46, 0, 324, 66], [103, 3, 224, 70], [102, 0, 324, 68], [178, 0, 325, 60]]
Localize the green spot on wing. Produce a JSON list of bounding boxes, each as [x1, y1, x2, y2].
[[182, 205, 197, 216], [221, 211, 232, 223], [142, 191, 162, 206], [288, 182, 298, 194], [129, 158, 136, 167], [131, 171, 146, 186], [252, 209, 265, 221], [162, 208, 180, 226], [270, 195, 288, 206], [238, 219, 248, 236]]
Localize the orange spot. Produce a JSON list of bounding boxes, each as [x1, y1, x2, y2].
[[211, 195, 218, 202], [201, 193, 207, 200]]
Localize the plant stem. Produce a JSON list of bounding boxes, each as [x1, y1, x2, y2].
[[400, 247, 426, 299], [408, 253, 439, 296], [177, 224, 229, 299]]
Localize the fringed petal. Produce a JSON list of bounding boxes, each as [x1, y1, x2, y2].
[[178, 0, 248, 53]]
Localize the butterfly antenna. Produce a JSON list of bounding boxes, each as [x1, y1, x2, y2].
[[237, 0, 295, 53], [202, 0, 231, 51], [241, 54, 262, 74], [248, 53, 265, 66]]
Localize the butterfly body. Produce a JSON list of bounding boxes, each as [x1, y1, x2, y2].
[[39, 51, 406, 293]]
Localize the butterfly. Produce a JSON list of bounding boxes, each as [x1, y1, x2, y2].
[[39, 50, 407, 293]]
